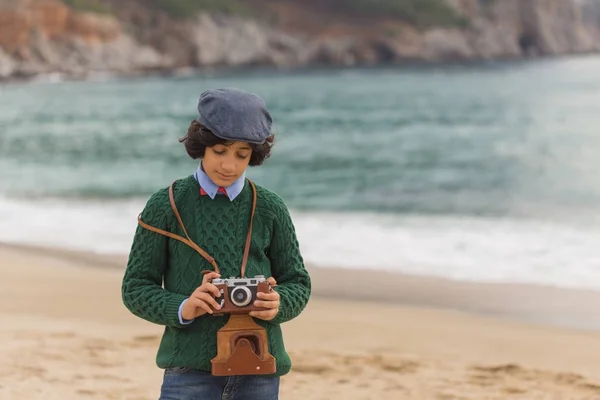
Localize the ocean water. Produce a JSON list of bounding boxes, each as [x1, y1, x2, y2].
[[1, 57, 600, 289]]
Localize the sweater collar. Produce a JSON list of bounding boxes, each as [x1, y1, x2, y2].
[[193, 162, 246, 201]]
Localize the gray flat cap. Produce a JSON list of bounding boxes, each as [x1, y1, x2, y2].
[[196, 88, 272, 144]]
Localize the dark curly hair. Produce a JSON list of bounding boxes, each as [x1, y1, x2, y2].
[[179, 120, 275, 166]]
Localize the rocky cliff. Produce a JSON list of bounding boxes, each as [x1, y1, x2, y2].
[[443, 0, 600, 58], [0, 0, 598, 81], [0, 0, 165, 79]]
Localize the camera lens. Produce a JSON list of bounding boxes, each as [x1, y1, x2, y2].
[[230, 286, 252, 307]]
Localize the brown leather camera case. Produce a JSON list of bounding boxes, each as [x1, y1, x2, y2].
[[211, 314, 276, 376]]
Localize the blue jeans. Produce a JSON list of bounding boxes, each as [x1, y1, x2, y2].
[[159, 367, 280, 400]]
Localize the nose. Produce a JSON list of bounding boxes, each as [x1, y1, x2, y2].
[[220, 156, 235, 173]]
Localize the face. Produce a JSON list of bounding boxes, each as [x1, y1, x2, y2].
[[202, 141, 252, 187]]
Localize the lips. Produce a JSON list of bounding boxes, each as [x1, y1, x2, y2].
[[217, 172, 235, 180]]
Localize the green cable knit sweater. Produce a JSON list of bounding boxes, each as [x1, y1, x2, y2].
[[121, 175, 311, 376]]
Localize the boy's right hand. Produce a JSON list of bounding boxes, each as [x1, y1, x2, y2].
[[181, 272, 222, 320]]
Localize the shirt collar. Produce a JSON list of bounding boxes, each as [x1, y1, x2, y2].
[[194, 162, 246, 201]]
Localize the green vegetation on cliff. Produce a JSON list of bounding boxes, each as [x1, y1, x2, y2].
[[61, 0, 247, 17], [336, 0, 467, 27], [147, 0, 248, 18], [62, 0, 111, 14], [61, 0, 465, 27]]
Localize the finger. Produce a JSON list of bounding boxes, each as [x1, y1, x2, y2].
[[189, 297, 214, 315], [249, 309, 278, 321], [194, 282, 221, 298], [266, 277, 277, 287], [257, 291, 279, 301], [253, 300, 280, 309], [196, 292, 222, 311], [202, 272, 220, 285], [202, 283, 222, 298]]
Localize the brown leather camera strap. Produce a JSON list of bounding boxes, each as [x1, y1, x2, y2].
[[137, 179, 257, 278]]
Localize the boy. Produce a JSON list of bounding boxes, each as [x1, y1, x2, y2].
[[122, 88, 311, 400]]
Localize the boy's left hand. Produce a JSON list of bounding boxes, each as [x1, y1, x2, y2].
[[250, 277, 280, 321]]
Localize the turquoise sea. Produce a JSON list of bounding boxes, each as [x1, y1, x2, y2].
[[1, 56, 600, 288]]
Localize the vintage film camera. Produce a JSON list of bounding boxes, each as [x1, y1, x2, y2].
[[209, 274, 277, 376], [210, 275, 271, 315]]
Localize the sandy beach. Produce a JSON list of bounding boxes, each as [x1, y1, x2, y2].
[[2, 244, 600, 399]]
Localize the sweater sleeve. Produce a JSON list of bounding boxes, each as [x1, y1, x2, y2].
[[121, 189, 190, 328], [266, 195, 311, 325]]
